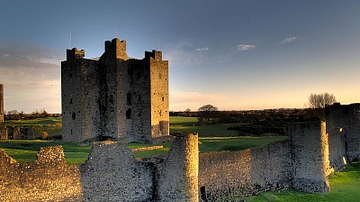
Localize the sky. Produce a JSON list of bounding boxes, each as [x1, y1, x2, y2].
[[0, 0, 360, 113]]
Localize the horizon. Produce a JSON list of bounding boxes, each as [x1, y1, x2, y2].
[[1, 1, 360, 113]]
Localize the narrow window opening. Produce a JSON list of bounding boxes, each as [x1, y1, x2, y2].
[[70, 98, 73, 104], [72, 112, 76, 120], [127, 92, 132, 105], [126, 108, 131, 119]]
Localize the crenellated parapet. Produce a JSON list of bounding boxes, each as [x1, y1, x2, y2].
[[66, 48, 85, 60], [145, 50, 163, 61], [103, 38, 128, 60]]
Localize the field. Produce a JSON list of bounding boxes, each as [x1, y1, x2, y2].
[[170, 116, 240, 136], [0, 116, 286, 164]]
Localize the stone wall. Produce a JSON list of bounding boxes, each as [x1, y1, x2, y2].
[[290, 121, 330, 193], [0, 133, 198, 202], [0, 126, 34, 140], [0, 146, 82, 201], [199, 140, 292, 200], [0, 84, 4, 123], [326, 103, 360, 170], [158, 133, 198, 201], [199, 121, 331, 200], [80, 142, 154, 201]]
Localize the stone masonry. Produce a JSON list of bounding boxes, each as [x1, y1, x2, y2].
[[61, 38, 169, 143], [0, 84, 4, 123], [0, 133, 198, 202], [326, 103, 360, 170]]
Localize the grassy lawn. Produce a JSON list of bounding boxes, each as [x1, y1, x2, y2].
[[198, 136, 287, 152], [170, 116, 240, 136], [2, 117, 62, 127], [246, 162, 360, 202], [0, 116, 288, 163]]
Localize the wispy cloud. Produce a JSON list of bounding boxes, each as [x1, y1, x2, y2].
[[237, 44, 255, 51], [196, 47, 209, 51], [281, 36, 297, 44]]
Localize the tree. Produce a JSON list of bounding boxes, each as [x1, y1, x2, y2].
[[198, 104, 219, 125], [308, 93, 337, 108], [184, 108, 192, 116]]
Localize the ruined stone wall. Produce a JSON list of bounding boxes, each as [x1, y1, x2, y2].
[[0, 134, 199, 201], [250, 140, 293, 192], [80, 142, 154, 201], [290, 121, 330, 193], [0, 146, 82, 201], [62, 49, 100, 142], [199, 121, 331, 200], [199, 140, 291, 200], [158, 133, 198, 202], [347, 104, 360, 162], [0, 126, 8, 140], [0, 84, 4, 123], [326, 103, 360, 169], [326, 103, 347, 170]]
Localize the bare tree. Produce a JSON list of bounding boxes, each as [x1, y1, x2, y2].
[[308, 93, 337, 108]]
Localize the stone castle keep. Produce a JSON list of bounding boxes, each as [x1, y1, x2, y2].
[[1, 103, 360, 201], [0, 84, 4, 123], [61, 38, 169, 143]]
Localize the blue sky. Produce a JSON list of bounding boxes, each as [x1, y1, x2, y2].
[[0, 0, 360, 113]]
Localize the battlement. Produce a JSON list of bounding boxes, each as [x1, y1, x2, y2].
[[104, 38, 128, 60], [145, 50, 162, 61], [66, 48, 85, 60]]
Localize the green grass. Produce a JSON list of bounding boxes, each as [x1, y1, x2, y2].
[[170, 116, 240, 136], [170, 116, 198, 126], [2, 117, 62, 127], [198, 136, 288, 152], [246, 162, 360, 202], [0, 116, 288, 163], [0, 140, 90, 164]]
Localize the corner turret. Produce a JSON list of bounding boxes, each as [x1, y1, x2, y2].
[[145, 50, 162, 61], [104, 38, 128, 60], [66, 48, 85, 60]]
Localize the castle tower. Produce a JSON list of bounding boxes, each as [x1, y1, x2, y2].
[[290, 121, 330, 193], [0, 84, 4, 123], [61, 38, 169, 143], [157, 133, 199, 201], [62, 49, 101, 142]]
